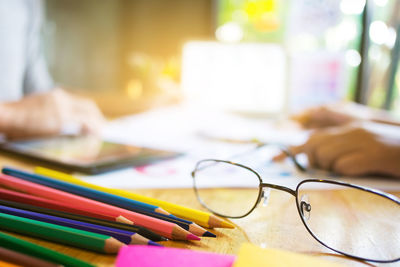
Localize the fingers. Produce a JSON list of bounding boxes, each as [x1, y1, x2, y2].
[[296, 130, 334, 167], [272, 130, 328, 166], [332, 152, 377, 176], [312, 139, 360, 170], [291, 105, 354, 129], [273, 127, 373, 173], [272, 152, 287, 161], [272, 144, 306, 162], [70, 96, 104, 135]]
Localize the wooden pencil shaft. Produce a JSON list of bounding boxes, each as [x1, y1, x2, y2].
[[0, 212, 116, 253], [0, 231, 94, 267]]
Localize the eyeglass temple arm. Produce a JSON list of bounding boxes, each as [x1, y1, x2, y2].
[[260, 183, 296, 196]]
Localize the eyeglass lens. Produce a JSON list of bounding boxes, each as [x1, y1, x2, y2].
[[193, 160, 400, 263], [193, 160, 261, 218], [297, 181, 400, 262]]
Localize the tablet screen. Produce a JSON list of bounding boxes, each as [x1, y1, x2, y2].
[[0, 136, 180, 172]]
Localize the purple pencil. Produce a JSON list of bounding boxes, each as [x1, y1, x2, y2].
[[0, 204, 161, 247]]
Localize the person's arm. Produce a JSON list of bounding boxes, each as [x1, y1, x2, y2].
[[292, 102, 400, 129], [275, 124, 400, 178], [23, 0, 53, 95], [0, 89, 104, 140]]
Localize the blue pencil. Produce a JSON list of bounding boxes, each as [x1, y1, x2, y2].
[[0, 204, 161, 246], [2, 167, 215, 237], [2, 167, 170, 215]]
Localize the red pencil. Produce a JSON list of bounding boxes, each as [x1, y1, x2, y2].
[[0, 187, 133, 224], [0, 174, 199, 241]]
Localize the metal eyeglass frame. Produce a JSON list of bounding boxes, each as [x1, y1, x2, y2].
[[191, 159, 400, 263]]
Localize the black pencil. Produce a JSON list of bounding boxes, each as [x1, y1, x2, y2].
[[0, 198, 167, 242]]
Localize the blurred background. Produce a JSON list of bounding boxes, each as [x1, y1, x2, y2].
[[42, 0, 400, 117]]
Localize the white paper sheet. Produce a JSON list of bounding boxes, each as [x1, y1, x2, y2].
[[78, 105, 400, 193]]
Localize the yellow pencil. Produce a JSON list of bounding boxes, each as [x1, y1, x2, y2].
[[35, 167, 234, 229]]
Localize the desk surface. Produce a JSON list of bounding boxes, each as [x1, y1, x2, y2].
[[1, 155, 399, 267]]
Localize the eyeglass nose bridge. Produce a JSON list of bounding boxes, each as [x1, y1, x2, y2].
[[259, 182, 296, 197], [258, 188, 271, 207]]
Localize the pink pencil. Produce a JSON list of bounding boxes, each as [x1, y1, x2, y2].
[[0, 187, 133, 224], [0, 174, 199, 241]]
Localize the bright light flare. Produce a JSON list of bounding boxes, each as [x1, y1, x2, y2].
[[345, 49, 361, 67], [369, 20, 388, 45], [374, 0, 388, 7], [340, 0, 366, 15], [215, 22, 244, 43]]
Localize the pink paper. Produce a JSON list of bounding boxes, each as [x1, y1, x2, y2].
[[116, 245, 236, 267]]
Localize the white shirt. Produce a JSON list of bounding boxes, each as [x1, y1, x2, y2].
[[0, 0, 53, 101]]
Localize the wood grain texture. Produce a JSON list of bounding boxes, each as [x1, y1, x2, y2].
[[1, 160, 399, 267]]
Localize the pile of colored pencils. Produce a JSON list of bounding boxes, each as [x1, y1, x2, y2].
[[0, 166, 234, 266]]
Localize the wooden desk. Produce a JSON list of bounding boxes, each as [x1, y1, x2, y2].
[[1, 156, 399, 267]]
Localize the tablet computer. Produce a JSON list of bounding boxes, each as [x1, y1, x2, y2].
[[0, 135, 182, 174]]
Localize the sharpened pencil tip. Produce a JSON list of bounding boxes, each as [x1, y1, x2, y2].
[[149, 241, 163, 247], [219, 220, 235, 229], [156, 207, 171, 216], [208, 215, 235, 228], [187, 233, 201, 241], [203, 231, 216, 238]]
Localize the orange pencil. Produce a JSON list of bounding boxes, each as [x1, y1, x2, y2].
[[0, 174, 199, 241]]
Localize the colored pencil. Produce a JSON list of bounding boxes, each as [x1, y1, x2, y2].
[[0, 187, 133, 224], [134, 210, 215, 237], [0, 197, 166, 242], [2, 167, 212, 237], [0, 231, 94, 267], [36, 166, 235, 228], [0, 260, 19, 267], [0, 205, 161, 247], [2, 168, 170, 215], [0, 173, 199, 240], [3, 168, 215, 237], [0, 247, 61, 267], [0, 212, 125, 254]]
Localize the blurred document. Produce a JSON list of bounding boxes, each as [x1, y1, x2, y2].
[[79, 105, 400, 192]]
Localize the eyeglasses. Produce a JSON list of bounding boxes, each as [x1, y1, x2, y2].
[[191, 159, 400, 263]]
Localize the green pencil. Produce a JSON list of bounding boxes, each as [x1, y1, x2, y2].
[[0, 231, 94, 267], [0, 213, 125, 254]]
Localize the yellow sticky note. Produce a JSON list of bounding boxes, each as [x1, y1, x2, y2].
[[234, 243, 345, 267]]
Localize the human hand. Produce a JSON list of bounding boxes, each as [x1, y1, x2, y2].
[[274, 125, 400, 178], [291, 105, 354, 129], [291, 102, 400, 129], [0, 89, 104, 139]]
